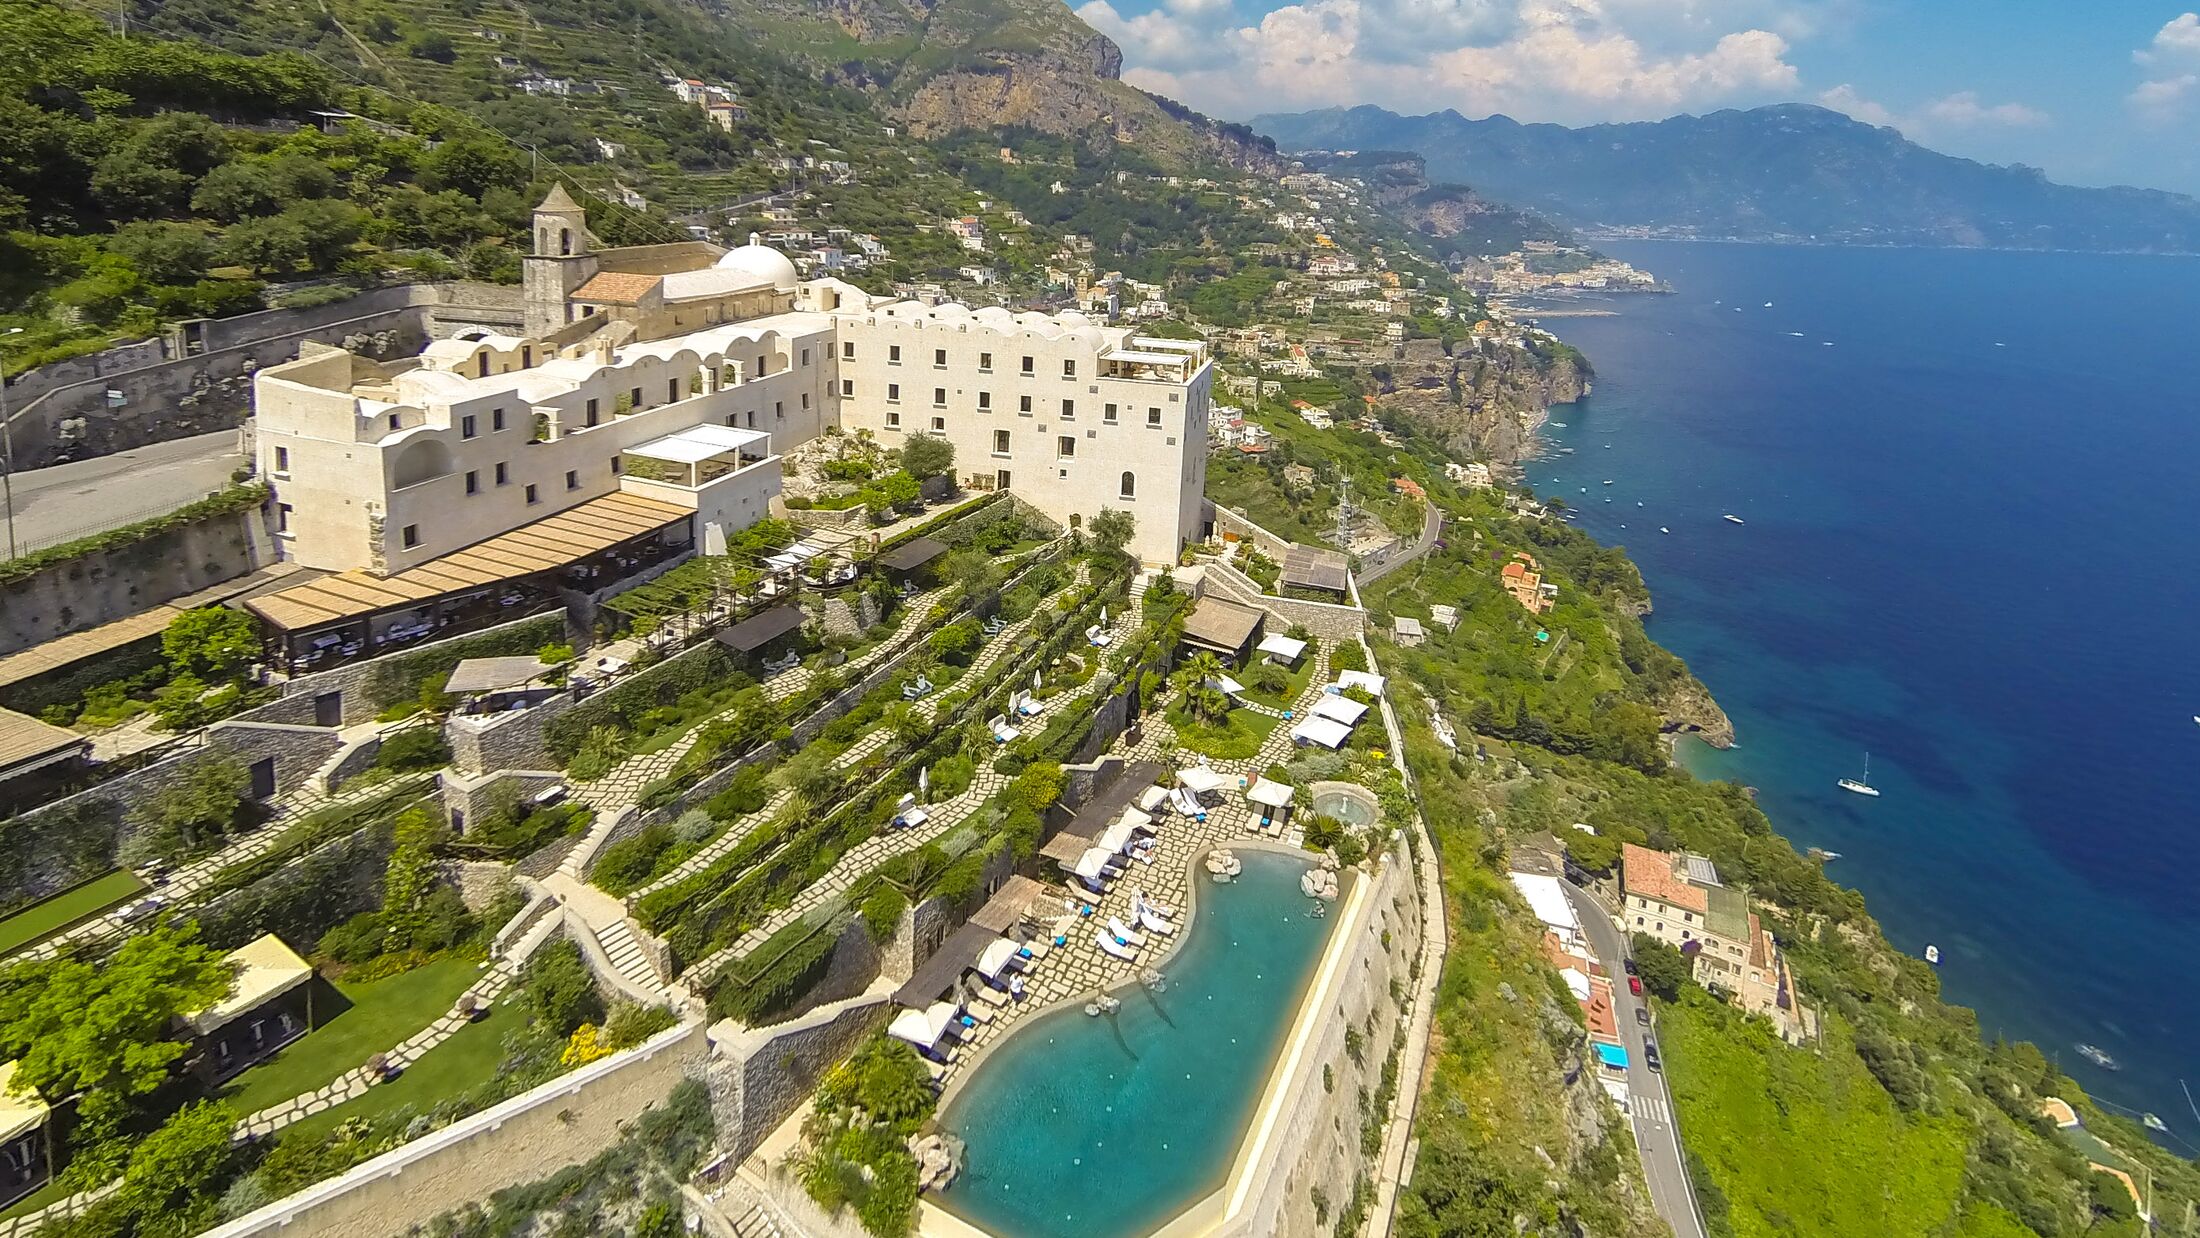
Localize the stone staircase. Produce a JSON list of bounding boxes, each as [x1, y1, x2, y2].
[[592, 916, 668, 996], [730, 1204, 784, 1238]]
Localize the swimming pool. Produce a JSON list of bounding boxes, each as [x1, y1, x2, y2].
[[937, 851, 1340, 1238], [1310, 781, 1380, 828]]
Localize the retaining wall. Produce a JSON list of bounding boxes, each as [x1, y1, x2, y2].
[[702, 985, 892, 1162], [0, 505, 273, 656]]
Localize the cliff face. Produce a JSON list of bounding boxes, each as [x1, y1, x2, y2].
[[1382, 340, 1589, 466], [1659, 674, 1736, 750]]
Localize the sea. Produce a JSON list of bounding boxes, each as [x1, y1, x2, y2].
[[1527, 240, 2200, 1142]]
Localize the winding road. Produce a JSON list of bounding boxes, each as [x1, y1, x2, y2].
[[1563, 879, 1709, 1238], [1355, 503, 1443, 586]]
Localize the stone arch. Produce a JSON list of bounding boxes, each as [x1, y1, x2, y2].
[[391, 438, 455, 489]]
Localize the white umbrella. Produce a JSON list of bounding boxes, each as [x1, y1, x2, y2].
[[975, 937, 1022, 979], [924, 1001, 965, 1040], [919, 765, 929, 796], [1073, 847, 1116, 880], [1033, 669, 1043, 692], [889, 1006, 951, 1049], [1098, 818, 1138, 854], [1100, 606, 1109, 626], [1177, 766, 1231, 794], [1247, 777, 1295, 809]]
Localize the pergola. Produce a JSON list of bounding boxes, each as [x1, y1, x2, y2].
[[621, 425, 773, 489]]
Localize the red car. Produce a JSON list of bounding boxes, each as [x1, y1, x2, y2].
[[1627, 976, 1644, 996]]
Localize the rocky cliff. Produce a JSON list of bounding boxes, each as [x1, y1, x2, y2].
[[1380, 339, 1590, 466], [1658, 674, 1736, 750], [1294, 149, 1574, 255]]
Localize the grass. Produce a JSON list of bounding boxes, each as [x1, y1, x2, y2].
[[1240, 653, 1318, 712], [217, 954, 484, 1117], [1167, 705, 1281, 760], [269, 1006, 512, 1147], [0, 1178, 70, 1221], [1659, 989, 1974, 1238], [0, 870, 147, 954]]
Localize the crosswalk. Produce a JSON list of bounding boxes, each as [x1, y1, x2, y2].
[[1631, 1089, 1672, 1127]]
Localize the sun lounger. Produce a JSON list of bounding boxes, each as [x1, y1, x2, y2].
[[962, 1002, 996, 1024], [925, 1058, 950, 1083], [1134, 903, 1176, 935], [1096, 929, 1140, 961], [1106, 917, 1148, 949], [1086, 624, 1112, 647]]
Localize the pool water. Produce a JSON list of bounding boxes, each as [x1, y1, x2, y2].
[[938, 851, 1339, 1238], [1312, 790, 1377, 828]]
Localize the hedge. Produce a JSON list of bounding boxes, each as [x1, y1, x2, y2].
[[0, 481, 268, 587], [706, 910, 848, 1024], [541, 642, 741, 764], [358, 612, 568, 711]]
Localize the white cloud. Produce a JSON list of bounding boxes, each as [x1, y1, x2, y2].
[[1102, 0, 1804, 121], [1814, 85, 2047, 137], [2132, 13, 2200, 120]]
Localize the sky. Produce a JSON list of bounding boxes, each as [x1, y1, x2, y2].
[[1073, 1, 2200, 195]]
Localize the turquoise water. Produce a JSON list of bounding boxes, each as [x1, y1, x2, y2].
[[938, 851, 1337, 1237], [1313, 788, 1377, 827], [1531, 242, 2200, 1138]]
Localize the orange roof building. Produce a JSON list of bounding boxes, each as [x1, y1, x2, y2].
[[1499, 552, 1553, 614]]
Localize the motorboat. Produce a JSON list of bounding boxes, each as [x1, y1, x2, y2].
[[1659, 527, 1670, 534], [1723, 514, 1745, 525], [2077, 1043, 2120, 1071]]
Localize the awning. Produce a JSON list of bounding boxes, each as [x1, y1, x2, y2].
[[1311, 694, 1369, 726], [1039, 831, 1092, 864], [970, 875, 1056, 933], [444, 656, 555, 695], [715, 604, 805, 652], [0, 1061, 49, 1143], [1256, 633, 1307, 662], [1097, 818, 1139, 854], [1206, 674, 1245, 696], [1177, 766, 1232, 794], [877, 536, 949, 573], [1335, 670, 1387, 697], [1280, 544, 1351, 593], [888, 1004, 958, 1050], [246, 492, 689, 632], [973, 938, 1023, 980], [762, 535, 847, 571], [627, 424, 769, 463], [891, 921, 996, 1007], [1180, 597, 1265, 656], [1290, 717, 1353, 749], [186, 934, 312, 1036], [1247, 777, 1295, 809]]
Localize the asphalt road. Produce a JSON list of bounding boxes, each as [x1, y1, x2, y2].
[[1356, 503, 1442, 586], [3, 430, 245, 556], [1564, 879, 1709, 1238]]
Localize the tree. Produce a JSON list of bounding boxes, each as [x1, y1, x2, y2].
[[281, 198, 363, 271], [517, 939, 603, 1037], [220, 214, 307, 276], [0, 924, 234, 1100], [1088, 507, 1135, 565], [407, 30, 457, 62], [422, 135, 528, 199], [1629, 933, 1691, 1002], [1564, 828, 1621, 876], [1171, 651, 1232, 724], [162, 607, 258, 681], [112, 1101, 239, 1237], [376, 806, 447, 954], [897, 432, 954, 480], [108, 222, 214, 285], [190, 161, 284, 222], [130, 756, 250, 859]]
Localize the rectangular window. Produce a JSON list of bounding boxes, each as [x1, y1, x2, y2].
[[933, 388, 947, 407], [1104, 403, 1118, 424], [887, 383, 901, 403], [1019, 395, 1032, 414], [841, 379, 854, 397], [630, 386, 643, 409], [610, 457, 622, 475], [565, 469, 579, 490], [1063, 359, 1076, 378], [801, 348, 811, 366], [274, 445, 290, 472], [1020, 355, 1034, 375], [401, 524, 420, 548], [275, 503, 292, 533], [887, 409, 902, 429], [775, 400, 784, 420], [586, 399, 599, 427], [995, 468, 1011, 490], [802, 393, 810, 410], [931, 416, 946, 432], [992, 429, 1011, 456], [524, 483, 539, 505], [842, 341, 855, 360], [1146, 407, 1163, 427], [978, 391, 992, 410], [495, 462, 509, 486], [889, 344, 901, 364], [668, 379, 680, 403], [465, 470, 479, 494], [460, 415, 477, 440], [934, 348, 947, 368], [1061, 399, 1075, 418], [492, 408, 506, 432], [1057, 435, 1075, 459], [979, 352, 993, 372], [388, 414, 401, 432]]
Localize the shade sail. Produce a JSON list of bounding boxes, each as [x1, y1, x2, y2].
[[1290, 717, 1353, 749], [1256, 633, 1307, 662], [1246, 777, 1295, 809], [1206, 674, 1245, 695], [186, 934, 312, 1036], [889, 1005, 955, 1049], [444, 655, 555, 695], [877, 536, 949, 573], [1097, 818, 1139, 854], [1310, 694, 1369, 726]]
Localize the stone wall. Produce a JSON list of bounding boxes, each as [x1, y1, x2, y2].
[[244, 610, 571, 728], [436, 768, 565, 834], [1190, 559, 1367, 640], [320, 733, 383, 793], [446, 690, 583, 776], [436, 859, 515, 913], [205, 1021, 710, 1238], [0, 504, 274, 656], [702, 986, 892, 1162], [880, 893, 962, 985], [193, 823, 396, 953]]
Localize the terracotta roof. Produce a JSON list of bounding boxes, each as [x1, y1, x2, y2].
[[1501, 561, 1527, 580], [1748, 913, 1772, 968], [1622, 842, 1707, 914], [572, 271, 663, 304]]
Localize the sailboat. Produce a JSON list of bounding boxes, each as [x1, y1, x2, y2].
[[1838, 752, 1880, 797], [1924, 944, 1941, 965]]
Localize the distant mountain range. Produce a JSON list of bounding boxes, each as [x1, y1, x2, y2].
[[1254, 103, 2200, 253]]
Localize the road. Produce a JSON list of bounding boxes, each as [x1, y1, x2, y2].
[[3, 430, 245, 556], [1356, 503, 1443, 586], [1564, 878, 1709, 1238]]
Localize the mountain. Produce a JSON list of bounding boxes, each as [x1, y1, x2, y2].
[[1254, 103, 2200, 253], [1290, 148, 1574, 258]]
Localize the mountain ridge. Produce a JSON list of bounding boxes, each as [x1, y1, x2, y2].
[[1253, 102, 2200, 253]]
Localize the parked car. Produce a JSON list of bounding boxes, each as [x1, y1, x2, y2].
[[1644, 1039, 1663, 1072], [1627, 975, 1643, 996], [1635, 1006, 1650, 1027], [1622, 957, 1638, 976]]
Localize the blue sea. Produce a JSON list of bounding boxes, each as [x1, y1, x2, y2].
[[1531, 240, 2200, 1140]]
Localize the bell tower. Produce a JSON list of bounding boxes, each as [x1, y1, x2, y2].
[[522, 183, 599, 337]]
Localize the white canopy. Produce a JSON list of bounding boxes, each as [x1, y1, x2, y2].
[[1119, 807, 1157, 834], [974, 937, 1023, 979], [1290, 716, 1354, 749], [1257, 633, 1308, 662], [626, 424, 770, 464], [1098, 818, 1139, 854], [764, 536, 838, 570], [1311, 694, 1369, 726], [1246, 777, 1296, 809], [1336, 670, 1387, 697], [889, 1003, 957, 1049], [1137, 785, 1172, 813], [1177, 766, 1232, 794], [1073, 847, 1117, 879], [1508, 872, 1583, 942], [1561, 968, 1592, 1001], [1206, 674, 1245, 696]]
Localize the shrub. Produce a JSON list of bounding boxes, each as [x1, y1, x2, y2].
[[316, 911, 387, 965], [374, 728, 451, 773], [859, 886, 906, 942], [593, 824, 676, 896], [518, 938, 604, 1037], [1330, 642, 1369, 673], [603, 1001, 680, 1049]]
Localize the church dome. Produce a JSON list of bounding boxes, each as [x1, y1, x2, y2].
[[713, 234, 799, 290]]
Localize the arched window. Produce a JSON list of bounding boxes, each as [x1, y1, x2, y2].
[[559, 228, 573, 256], [1119, 471, 1136, 500]]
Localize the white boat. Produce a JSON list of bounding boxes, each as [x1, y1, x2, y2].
[[1924, 944, 1941, 965], [1838, 752, 1880, 797], [1763, 301, 1773, 308], [2077, 1043, 2120, 1071], [1602, 479, 1614, 485], [1659, 527, 1670, 534], [1723, 514, 1745, 525]]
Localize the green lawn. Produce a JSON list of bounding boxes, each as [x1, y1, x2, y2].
[[1169, 705, 1281, 760], [1240, 652, 1318, 712], [0, 1177, 71, 1221], [269, 1007, 511, 1147], [218, 955, 484, 1117], [0, 871, 147, 955]]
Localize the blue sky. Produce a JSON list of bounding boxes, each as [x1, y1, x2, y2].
[[1074, 1, 2200, 194]]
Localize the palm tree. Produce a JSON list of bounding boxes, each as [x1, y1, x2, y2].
[[1172, 652, 1231, 725]]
